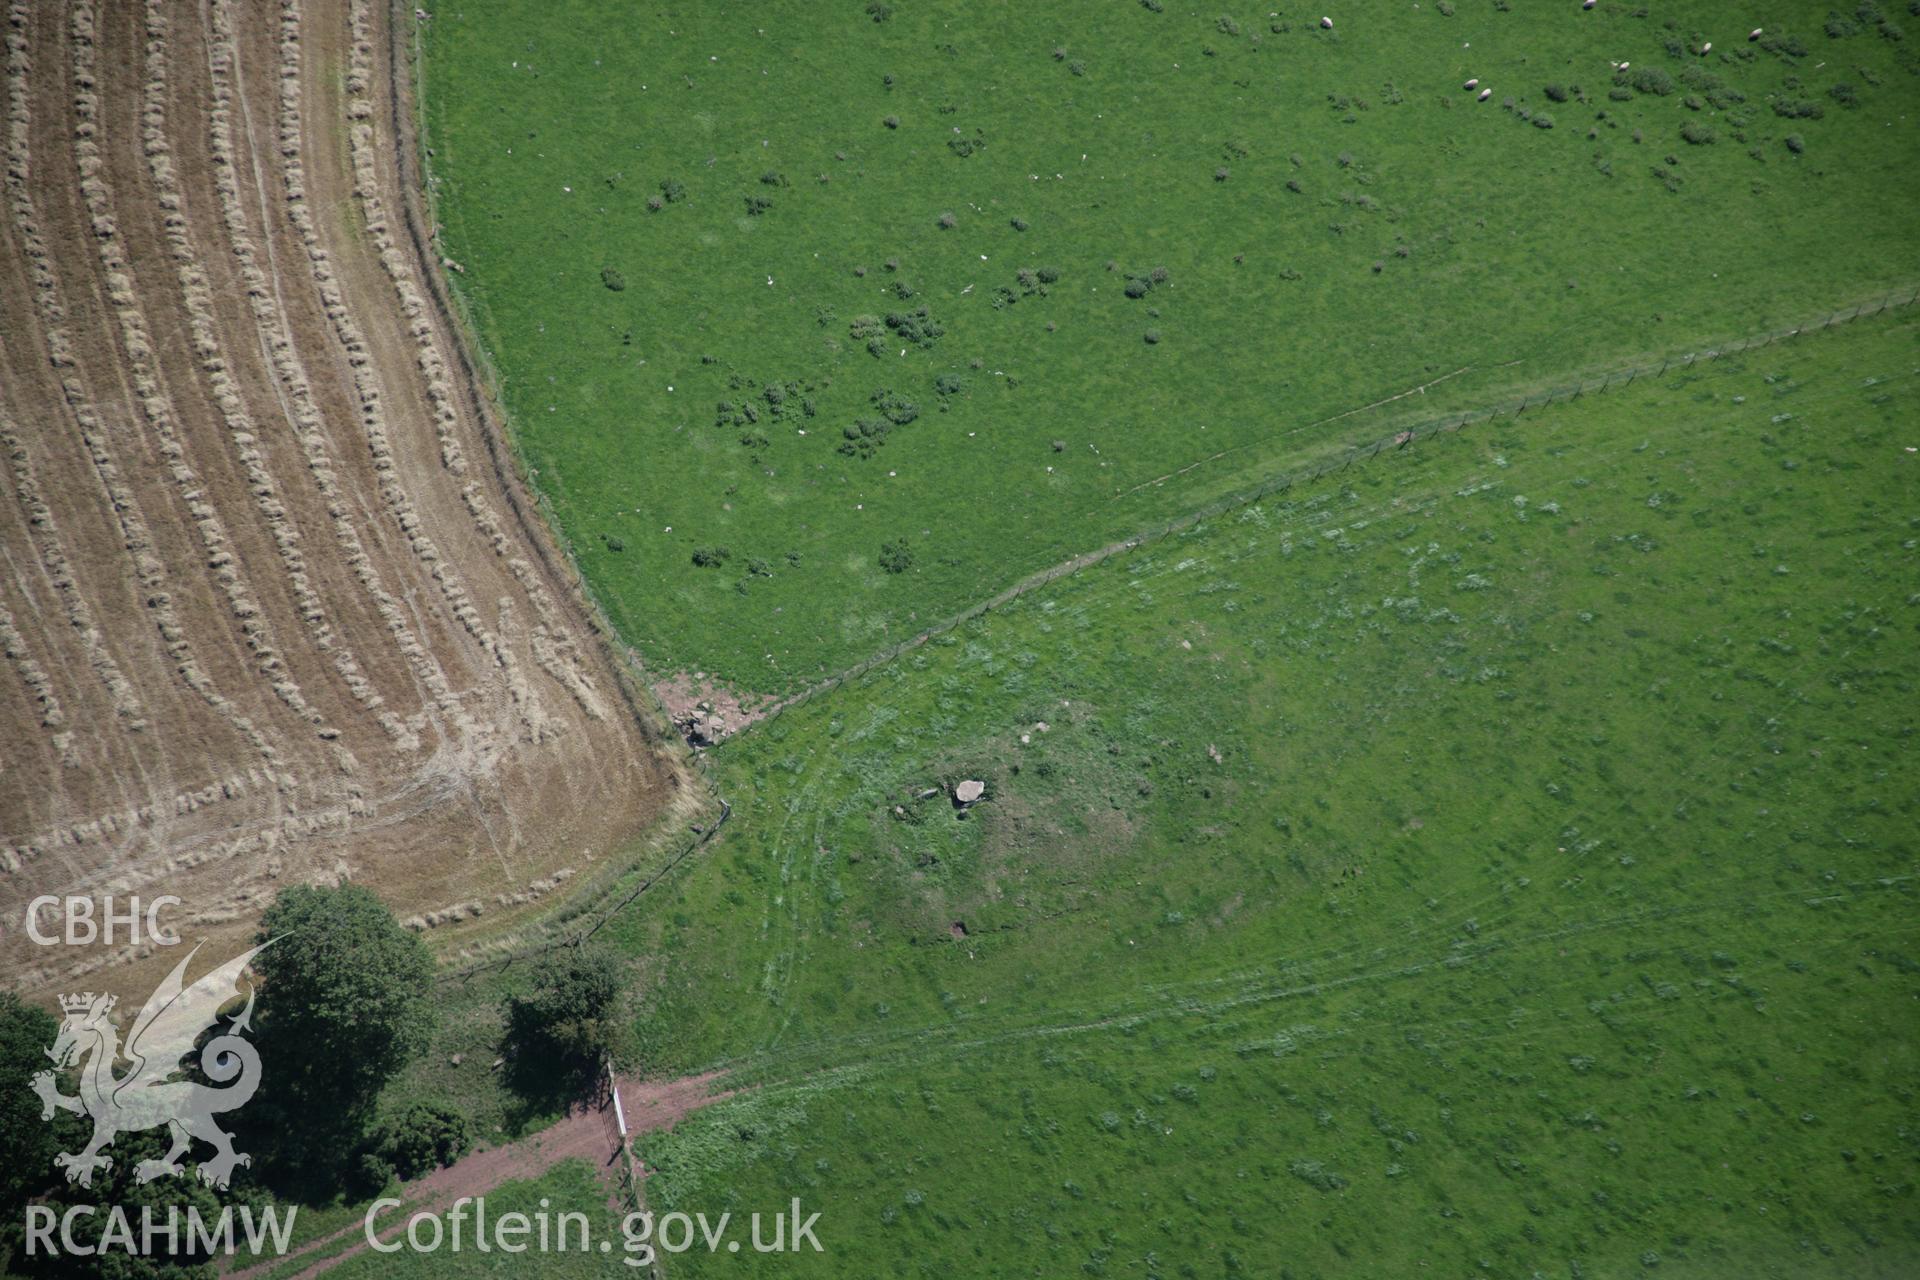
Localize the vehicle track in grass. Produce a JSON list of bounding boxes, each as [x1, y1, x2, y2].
[[731, 286, 1917, 745]]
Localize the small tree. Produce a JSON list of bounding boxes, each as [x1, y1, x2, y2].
[[504, 944, 626, 1091]]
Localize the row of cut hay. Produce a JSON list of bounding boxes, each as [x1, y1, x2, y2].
[[198, 0, 475, 750], [0, 3, 294, 881], [2, 1, 285, 782], [0, 601, 68, 765], [1, 12, 146, 738], [0, 425, 144, 737], [272, 1, 550, 745], [68, 3, 338, 744], [137, 1, 413, 751], [339, 0, 607, 723], [0, 759, 280, 877]]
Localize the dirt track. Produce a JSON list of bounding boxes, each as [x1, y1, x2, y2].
[[222, 1070, 731, 1280], [0, 0, 693, 995]]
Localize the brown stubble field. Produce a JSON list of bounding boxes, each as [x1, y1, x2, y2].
[[0, 0, 695, 995]]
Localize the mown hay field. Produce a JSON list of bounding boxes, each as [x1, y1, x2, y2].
[[0, 0, 694, 997]]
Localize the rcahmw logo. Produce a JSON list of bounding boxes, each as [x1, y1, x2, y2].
[[22, 941, 296, 1262]]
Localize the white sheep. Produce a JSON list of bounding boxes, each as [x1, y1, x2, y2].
[[1320, 16, 1332, 28], [1464, 77, 1479, 89], [1478, 87, 1492, 101], [1750, 28, 1763, 40]]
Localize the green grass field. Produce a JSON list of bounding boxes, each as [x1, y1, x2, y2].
[[424, 0, 1918, 696], [613, 313, 1919, 1276], [412, 2, 1920, 1275], [324, 1161, 621, 1278]]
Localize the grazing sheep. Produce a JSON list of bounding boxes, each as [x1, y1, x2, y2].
[[1701, 41, 1711, 52], [1749, 28, 1762, 40], [1583, 0, 1595, 8], [1320, 16, 1332, 29], [1464, 77, 1479, 89], [1478, 87, 1492, 101]]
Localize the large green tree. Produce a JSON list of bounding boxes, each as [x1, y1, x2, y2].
[[0, 993, 60, 1221], [248, 884, 435, 1190]]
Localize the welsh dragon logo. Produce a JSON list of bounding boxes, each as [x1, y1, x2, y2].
[[30, 942, 268, 1190]]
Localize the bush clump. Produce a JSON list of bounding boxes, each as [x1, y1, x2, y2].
[[879, 539, 914, 573], [1627, 66, 1676, 95], [1772, 96, 1825, 118], [374, 1103, 472, 1181], [850, 314, 888, 357], [691, 546, 732, 567], [600, 266, 625, 291], [886, 305, 944, 349], [871, 388, 919, 425], [659, 177, 687, 203], [1289, 1159, 1349, 1192], [838, 418, 891, 459]]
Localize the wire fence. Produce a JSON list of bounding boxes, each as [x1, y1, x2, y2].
[[747, 285, 1920, 730]]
